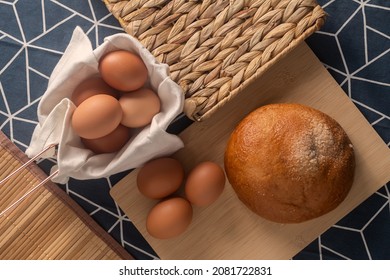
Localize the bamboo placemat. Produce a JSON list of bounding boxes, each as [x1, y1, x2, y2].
[[0, 131, 133, 260]]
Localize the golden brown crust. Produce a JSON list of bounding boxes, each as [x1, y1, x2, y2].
[[224, 103, 355, 223]]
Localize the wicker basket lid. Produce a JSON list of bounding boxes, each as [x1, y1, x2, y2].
[[104, 0, 326, 121]]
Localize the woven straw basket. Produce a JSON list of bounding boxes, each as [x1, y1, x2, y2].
[[104, 0, 326, 121]]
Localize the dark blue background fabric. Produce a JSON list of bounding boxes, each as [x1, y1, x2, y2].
[[0, 0, 388, 260]]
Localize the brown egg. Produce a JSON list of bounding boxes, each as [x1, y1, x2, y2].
[[185, 161, 226, 207], [146, 197, 193, 239], [99, 50, 148, 91], [81, 125, 131, 154], [119, 88, 161, 128], [137, 157, 184, 199], [71, 76, 118, 106], [71, 94, 122, 139]]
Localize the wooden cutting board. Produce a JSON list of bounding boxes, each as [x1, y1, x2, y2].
[[110, 42, 390, 260]]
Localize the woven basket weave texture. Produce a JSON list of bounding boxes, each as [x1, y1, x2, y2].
[[104, 0, 325, 121]]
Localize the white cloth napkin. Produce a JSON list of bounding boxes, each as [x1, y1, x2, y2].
[[26, 27, 184, 184]]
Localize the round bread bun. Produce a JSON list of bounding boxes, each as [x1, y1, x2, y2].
[[224, 103, 355, 223]]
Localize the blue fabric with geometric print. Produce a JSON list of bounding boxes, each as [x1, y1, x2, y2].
[[0, 0, 388, 259]]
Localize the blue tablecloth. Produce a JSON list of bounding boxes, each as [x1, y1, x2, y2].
[[0, 0, 389, 259]]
